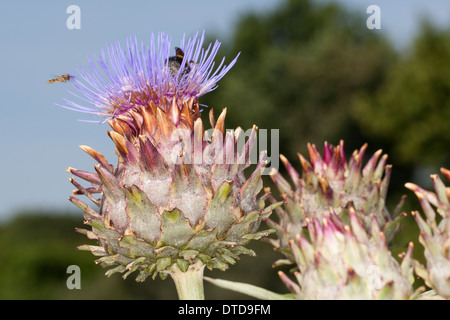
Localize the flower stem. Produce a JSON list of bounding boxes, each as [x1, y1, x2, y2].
[[168, 260, 205, 300]]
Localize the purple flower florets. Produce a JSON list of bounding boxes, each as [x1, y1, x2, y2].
[[57, 31, 239, 121]]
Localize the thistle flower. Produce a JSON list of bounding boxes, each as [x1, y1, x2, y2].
[[58, 31, 239, 121], [278, 207, 417, 299], [63, 32, 279, 297], [405, 168, 450, 299], [267, 141, 405, 263]]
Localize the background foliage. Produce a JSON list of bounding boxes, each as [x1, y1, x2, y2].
[[1, 0, 448, 299]]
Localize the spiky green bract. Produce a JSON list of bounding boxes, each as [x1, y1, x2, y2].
[[278, 207, 418, 300], [267, 141, 405, 263], [406, 168, 450, 299]]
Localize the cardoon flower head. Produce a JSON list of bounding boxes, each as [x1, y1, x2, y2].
[[62, 31, 278, 298], [278, 207, 418, 299], [406, 168, 450, 299], [267, 141, 405, 265], [58, 31, 239, 122]]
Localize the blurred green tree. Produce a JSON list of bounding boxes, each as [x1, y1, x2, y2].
[[352, 22, 450, 172]]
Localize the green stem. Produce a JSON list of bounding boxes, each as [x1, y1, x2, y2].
[[204, 276, 295, 300], [168, 260, 205, 300]]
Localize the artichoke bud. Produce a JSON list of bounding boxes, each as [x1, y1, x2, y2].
[[69, 98, 280, 281], [406, 168, 450, 299], [268, 141, 406, 262], [279, 207, 417, 300]]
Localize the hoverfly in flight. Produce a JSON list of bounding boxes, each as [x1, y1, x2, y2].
[[47, 74, 72, 84]]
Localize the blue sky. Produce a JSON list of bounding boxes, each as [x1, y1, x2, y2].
[[0, 0, 449, 221]]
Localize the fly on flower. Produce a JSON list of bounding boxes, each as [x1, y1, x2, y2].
[[47, 74, 72, 84], [56, 31, 240, 122], [168, 47, 193, 75]]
